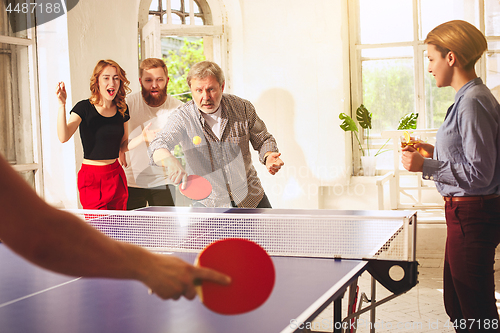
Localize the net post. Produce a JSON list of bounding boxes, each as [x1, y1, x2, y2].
[[370, 276, 376, 333]]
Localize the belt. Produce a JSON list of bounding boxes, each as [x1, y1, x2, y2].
[[443, 194, 500, 202]]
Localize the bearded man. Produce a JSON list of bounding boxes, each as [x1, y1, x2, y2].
[[121, 58, 183, 209]]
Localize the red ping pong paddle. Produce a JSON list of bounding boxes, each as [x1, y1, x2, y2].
[[194, 238, 275, 315], [179, 175, 212, 200]]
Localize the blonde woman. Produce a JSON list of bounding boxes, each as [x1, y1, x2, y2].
[[57, 60, 131, 210], [402, 20, 500, 332]]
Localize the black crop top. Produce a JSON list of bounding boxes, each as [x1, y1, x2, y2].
[[70, 99, 130, 160]]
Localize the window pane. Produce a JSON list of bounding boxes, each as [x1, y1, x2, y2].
[[150, 0, 159, 11], [420, 0, 479, 40], [163, 37, 205, 102], [486, 0, 500, 37], [361, 47, 414, 135], [186, 16, 204, 25], [0, 44, 34, 165], [0, 44, 15, 162], [194, 16, 204, 25], [359, 0, 413, 44], [423, 52, 455, 128], [193, 0, 201, 13], [171, 0, 181, 11], [18, 171, 35, 188], [171, 13, 182, 24], [486, 42, 500, 103]]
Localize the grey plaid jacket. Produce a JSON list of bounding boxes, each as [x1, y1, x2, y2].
[[148, 94, 279, 208]]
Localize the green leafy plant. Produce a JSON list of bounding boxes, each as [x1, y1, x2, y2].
[[397, 112, 419, 130], [165, 38, 206, 102], [339, 104, 372, 156], [339, 104, 418, 156], [375, 112, 419, 156]]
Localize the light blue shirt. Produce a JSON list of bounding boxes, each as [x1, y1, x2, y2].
[[422, 78, 500, 197]]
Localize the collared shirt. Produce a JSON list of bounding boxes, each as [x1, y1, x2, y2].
[[148, 94, 279, 207], [200, 107, 222, 139], [422, 78, 500, 196]]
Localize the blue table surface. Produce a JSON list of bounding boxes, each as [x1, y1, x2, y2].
[[0, 244, 367, 333]]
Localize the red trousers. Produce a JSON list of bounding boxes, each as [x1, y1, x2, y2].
[[444, 197, 500, 332], [77, 160, 128, 210]]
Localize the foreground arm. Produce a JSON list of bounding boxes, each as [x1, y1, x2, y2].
[[0, 154, 229, 300]]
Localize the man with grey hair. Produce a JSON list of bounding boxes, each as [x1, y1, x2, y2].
[[149, 61, 284, 208]]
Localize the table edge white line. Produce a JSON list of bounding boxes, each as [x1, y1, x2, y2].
[[0, 277, 82, 309]]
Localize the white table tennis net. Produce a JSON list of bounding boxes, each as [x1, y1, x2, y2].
[[67, 209, 415, 261]]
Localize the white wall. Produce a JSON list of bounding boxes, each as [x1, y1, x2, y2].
[[223, 0, 351, 208], [37, 9, 76, 208], [66, 0, 141, 97], [39, 0, 352, 209]]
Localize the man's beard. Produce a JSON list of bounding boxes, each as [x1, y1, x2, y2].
[[141, 84, 168, 107]]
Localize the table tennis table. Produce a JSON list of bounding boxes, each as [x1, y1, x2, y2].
[[0, 207, 418, 333]]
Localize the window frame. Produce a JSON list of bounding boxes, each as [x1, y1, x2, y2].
[[139, 0, 226, 77], [149, 0, 210, 25], [0, 27, 43, 193]]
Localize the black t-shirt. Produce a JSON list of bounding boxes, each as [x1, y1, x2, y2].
[[70, 99, 130, 160]]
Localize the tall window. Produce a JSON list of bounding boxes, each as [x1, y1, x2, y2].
[[0, 1, 41, 190], [141, 0, 223, 101], [349, 0, 500, 166]]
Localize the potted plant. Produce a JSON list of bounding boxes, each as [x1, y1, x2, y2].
[[339, 104, 418, 176]]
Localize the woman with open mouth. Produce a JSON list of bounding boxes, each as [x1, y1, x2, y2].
[[56, 59, 131, 210]]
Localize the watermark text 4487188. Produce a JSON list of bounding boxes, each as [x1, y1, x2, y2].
[[4, 0, 80, 33]]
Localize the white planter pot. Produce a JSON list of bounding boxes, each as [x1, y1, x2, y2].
[[361, 156, 377, 176]]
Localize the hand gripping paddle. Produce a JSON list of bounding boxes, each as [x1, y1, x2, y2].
[[194, 238, 275, 315], [179, 175, 212, 200]]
